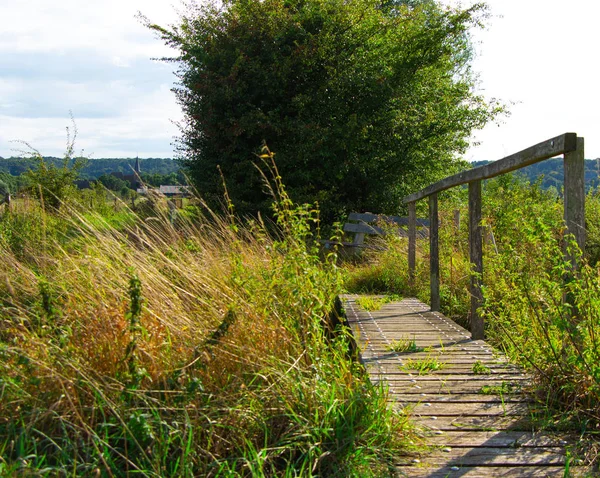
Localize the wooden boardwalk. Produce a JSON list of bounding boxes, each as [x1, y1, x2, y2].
[[343, 295, 577, 477]]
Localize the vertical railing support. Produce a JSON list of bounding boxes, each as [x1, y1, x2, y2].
[[563, 137, 586, 263], [408, 201, 416, 287], [429, 194, 440, 311], [469, 180, 484, 340], [563, 137, 585, 338]]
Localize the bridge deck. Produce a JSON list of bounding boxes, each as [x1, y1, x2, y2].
[[343, 295, 577, 477]]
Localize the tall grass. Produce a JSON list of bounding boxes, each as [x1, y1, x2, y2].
[[0, 173, 411, 476]]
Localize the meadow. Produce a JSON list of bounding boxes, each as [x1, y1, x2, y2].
[[3, 157, 600, 474], [0, 163, 413, 476]]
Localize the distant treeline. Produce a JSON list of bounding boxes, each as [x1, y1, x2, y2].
[[472, 158, 600, 191], [0, 157, 179, 179]]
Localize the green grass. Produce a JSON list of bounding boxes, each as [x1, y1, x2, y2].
[[479, 382, 518, 396], [472, 360, 492, 375], [355, 294, 401, 311], [401, 356, 445, 375], [387, 337, 422, 353]]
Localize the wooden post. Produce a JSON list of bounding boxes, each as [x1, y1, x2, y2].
[[469, 180, 484, 340], [429, 194, 440, 311], [563, 137, 586, 263], [563, 137, 585, 341], [408, 201, 416, 287]]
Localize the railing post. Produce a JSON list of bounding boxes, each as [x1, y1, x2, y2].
[[469, 180, 484, 340], [408, 201, 416, 287], [563, 137, 586, 263], [429, 194, 440, 311]]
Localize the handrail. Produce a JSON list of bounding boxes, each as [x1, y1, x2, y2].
[[403, 133, 585, 340], [403, 133, 577, 203]]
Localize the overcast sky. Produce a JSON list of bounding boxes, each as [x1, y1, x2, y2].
[[0, 0, 598, 161]]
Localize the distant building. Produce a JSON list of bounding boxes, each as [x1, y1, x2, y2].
[[159, 185, 191, 197]]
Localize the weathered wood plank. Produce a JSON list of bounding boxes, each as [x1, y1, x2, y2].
[[421, 430, 570, 448], [563, 136, 586, 258], [403, 133, 577, 203], [469, 180, 484, 340], [390, 393, 531, 403], [430, 193, 440, 311], [412, 415, 534, 431], [398, 401, 531, 416], [343, 222, 383, 235], [396, 447, 566, 466], [384, 380, 527, 394], [396, 465, 568, 477]]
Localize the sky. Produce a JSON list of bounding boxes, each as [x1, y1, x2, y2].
[[0, 0, 599, 161]]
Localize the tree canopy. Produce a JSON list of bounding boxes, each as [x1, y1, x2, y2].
[[149, 0, 501, 219]]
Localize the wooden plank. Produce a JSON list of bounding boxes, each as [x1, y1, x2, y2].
[[563, 136, 586, 258], [408, 201, 416, 286], [421, 430, 571, 448], [343, 222, 383, 235], [390, 393, 531, 403], [430, 193, 440, 311], [399, 401, 531, 416], [403, 133, 577, 203], [469, 180, 484, 340], [396, 465, 568, 477], [411, 415, 534, 431], [396, 447, 566, 466], [384, 381, 527, 394]]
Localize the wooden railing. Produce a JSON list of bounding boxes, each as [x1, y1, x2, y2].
[[403, 133, 585, 339]]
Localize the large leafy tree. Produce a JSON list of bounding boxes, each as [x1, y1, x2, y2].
[[148, 0, 501, 219]]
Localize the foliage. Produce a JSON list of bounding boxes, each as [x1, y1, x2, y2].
[[355, 295, 399, 311], [401, 356, 444, 375], [0, 171, 413, 475], [472, 360, 491, 375], [386, 337, 422, 353], [0, 172, 30, 193], [97, 173, 131, 192], [0, 179, 9, 197], [21, 125, 86, 211], [0, 156, 178, 178], [147, 0, 501, 220]]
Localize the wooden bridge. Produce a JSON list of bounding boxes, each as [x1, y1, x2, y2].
[[343, 134, 587, 476], [344, 295, 576, 477]]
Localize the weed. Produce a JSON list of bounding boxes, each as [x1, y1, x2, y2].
[[356, 294, 401, 311], [402, 356, 445, 375], [387, 337, 422, 353], [479, 382, 517, 395], [472, 360, 491, 375]]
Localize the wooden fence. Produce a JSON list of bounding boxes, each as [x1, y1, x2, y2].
[[403, 133, 585, 340]]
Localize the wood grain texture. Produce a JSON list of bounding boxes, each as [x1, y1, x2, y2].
[[343, 296, 581, 476], [429, 194, 440, 311], [563, 136, 586, 257], [469, 180, 484, 340]]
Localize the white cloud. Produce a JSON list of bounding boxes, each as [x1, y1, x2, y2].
[[0, 0, 185, 158]]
